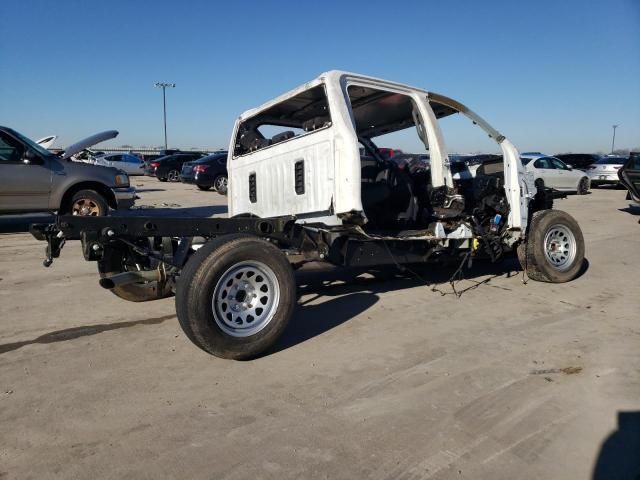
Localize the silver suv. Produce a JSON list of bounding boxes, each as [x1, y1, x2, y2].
[[0, 127, 135, 216]]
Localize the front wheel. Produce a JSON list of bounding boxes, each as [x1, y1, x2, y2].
[[517, 209, 585, 283], [69, 189, 108, 216], [175, 234, 296, 359], [577, 177, 589, 195]]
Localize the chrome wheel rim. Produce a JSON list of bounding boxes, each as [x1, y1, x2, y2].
[[212, 261, 280, 337], [168, 170, 179, 182], [215, 176, 228, 191], [543, 224, 576, 271], [71, 198, 100, 216]]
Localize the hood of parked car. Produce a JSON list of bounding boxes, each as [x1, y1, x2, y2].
[[61, 130, 119, 160]]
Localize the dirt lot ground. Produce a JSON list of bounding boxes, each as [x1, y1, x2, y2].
[[1, 179, 639, 479]]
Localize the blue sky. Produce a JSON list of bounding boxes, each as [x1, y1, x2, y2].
[[2, 0, 639, 154]]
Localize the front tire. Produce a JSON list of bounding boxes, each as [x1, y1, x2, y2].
[[517, 209, 584, 283], [577, 177, 589, 195], [68, 189, 108, 216], [175, 235, 296, 359]]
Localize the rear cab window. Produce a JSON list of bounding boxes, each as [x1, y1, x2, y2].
[[233, 84, 332, 158]]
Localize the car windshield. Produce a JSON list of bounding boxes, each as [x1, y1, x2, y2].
[[7, 128, 55, 157], [521, 157, 534, 165], [596, 157, 626, 165]]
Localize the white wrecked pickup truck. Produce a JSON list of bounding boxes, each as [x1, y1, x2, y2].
[[31, 71, 585, 359]]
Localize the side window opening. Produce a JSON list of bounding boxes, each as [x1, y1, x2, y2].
[[346, 85, 428, 231], [233, 84, 331, 157], [428, 99, 505, 191], [0, 133, 25, 163]]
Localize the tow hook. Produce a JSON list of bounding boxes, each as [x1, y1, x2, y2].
[[43, 230, 66, 267]]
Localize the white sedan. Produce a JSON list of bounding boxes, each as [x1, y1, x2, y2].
[[91, 153, 145, 176], [521, 154, 590, 194], [586, 156, 627, 187]]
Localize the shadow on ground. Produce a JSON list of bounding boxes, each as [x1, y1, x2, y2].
[[0, 253, 589, 358], [269, 258, 525, 355], [0, 314, 176, 355], [592, 411, 640, 479], [134, 188, 166, 193], [618, 206, 640, 216]]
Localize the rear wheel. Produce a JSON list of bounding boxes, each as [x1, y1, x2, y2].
[[175, 234, 295, 359], [69, 189, 108, 216], [517, 209, 584, 283], [167, 169, 180, 182], [214, 175, 228, 194]]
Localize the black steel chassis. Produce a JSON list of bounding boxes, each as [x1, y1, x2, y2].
[[30, 215, 298, 269], [29, 213, 467, 276]]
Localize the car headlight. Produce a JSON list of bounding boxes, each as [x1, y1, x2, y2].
[[115, 173, 130, 187]]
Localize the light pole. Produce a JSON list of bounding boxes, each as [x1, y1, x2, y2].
[[611, 124, 619, 154], [154, 82, 175, 149]]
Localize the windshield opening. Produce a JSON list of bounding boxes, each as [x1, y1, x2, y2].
[[7, 128, 56, 158]]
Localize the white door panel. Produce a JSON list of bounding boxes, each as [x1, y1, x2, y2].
[[229, 129, 335, 218]]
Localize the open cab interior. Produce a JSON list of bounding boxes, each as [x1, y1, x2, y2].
[[345, 84, 510, 247]]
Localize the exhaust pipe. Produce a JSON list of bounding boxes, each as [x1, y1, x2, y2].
[[99, 270, 161, 289]]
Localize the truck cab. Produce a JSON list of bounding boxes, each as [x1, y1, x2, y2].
[[228, 71, 533, 245]]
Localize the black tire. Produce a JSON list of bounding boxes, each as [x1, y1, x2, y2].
[[197, 184, 211, 191], [167, 169, 180, 182], [214, 175, 228, 194], [158, 177, 168, 182], [98, 244, 174, 302], [517, 209, 584, 283], [68, 189, 108, 216], [175, 234, 296, 359], [577, 177, 589, 195]]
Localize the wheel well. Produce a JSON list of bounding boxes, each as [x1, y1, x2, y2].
[[60, 182, 116, 213]]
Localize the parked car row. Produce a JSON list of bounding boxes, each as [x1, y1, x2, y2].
[[179, 152, 229, 194], [2, 124, 635, 219], [87, 153, 145, 176], [141, 150, 229, 194], [145, 152, 207, 181], [387, 149, 635, 196]]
